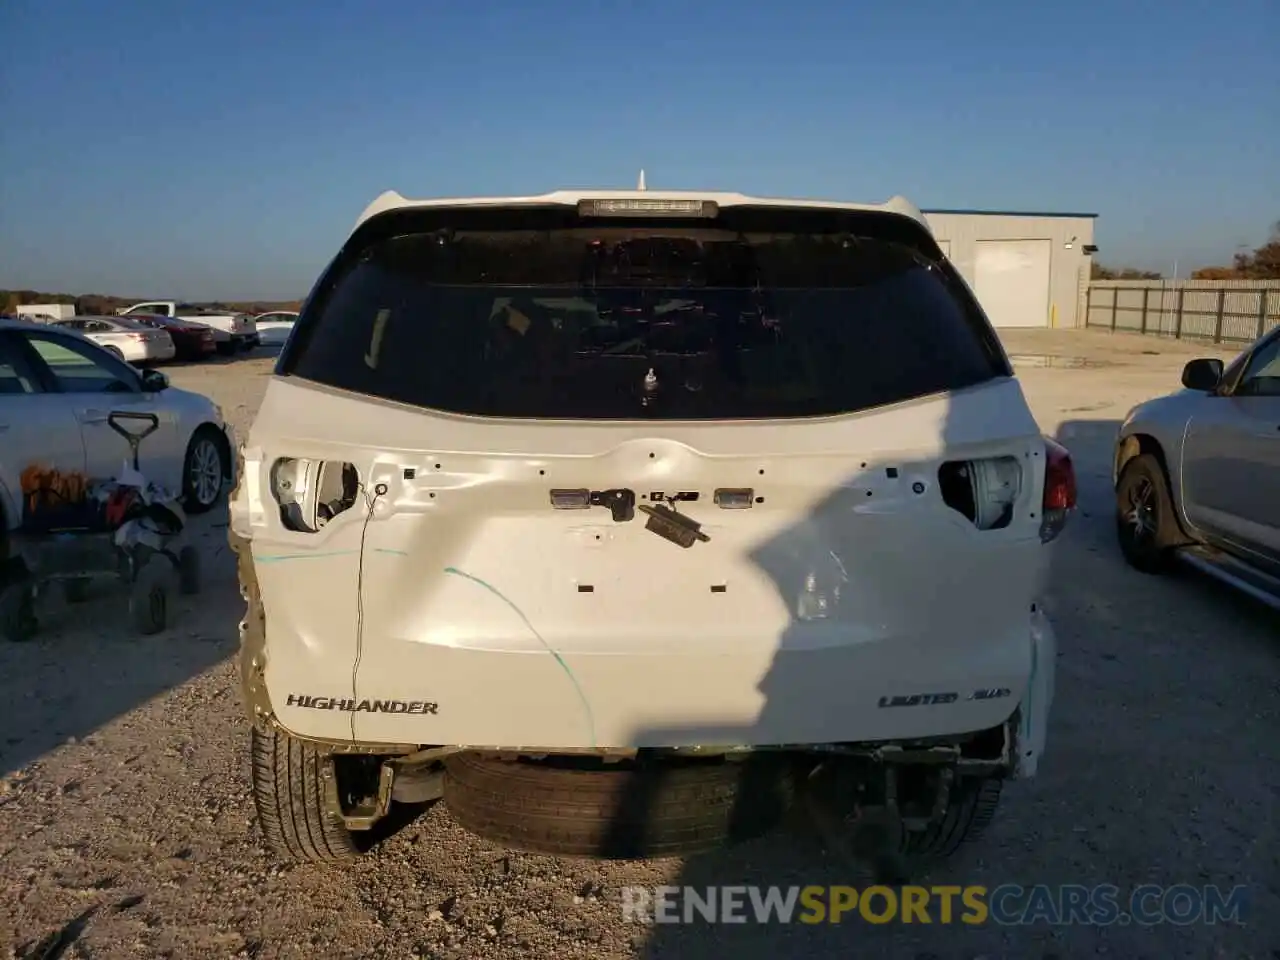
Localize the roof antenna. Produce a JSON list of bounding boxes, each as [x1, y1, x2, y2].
[[637, 169, 647, 191]]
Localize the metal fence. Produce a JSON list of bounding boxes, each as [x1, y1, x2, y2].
[[1084, 280, 1280, 344]]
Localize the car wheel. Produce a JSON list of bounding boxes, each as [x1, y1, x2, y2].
[[443, 752, 791, 858], [105, 346, 125, 361], [129, 558, 172, 635], [900, 775, 1002, 865], [182, 426, 228, 514], [1115, 453, 1187, 573], [250, 726, 361, 863], [0, 579, 38, 643], [797, 761, 1002, 881]]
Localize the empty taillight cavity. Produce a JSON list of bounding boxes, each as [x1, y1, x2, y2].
[[938, 456, 1022, 530], [1040, 437, 1076, 543], [1042, 438, 1077, 511], [270, 458, 360, 532]]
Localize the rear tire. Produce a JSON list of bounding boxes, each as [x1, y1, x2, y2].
[[250, 726, 360, 863], [0, 580, 37, 643], [798, 763, 1002, 880], [901, 775, 1002, 864], [1116, 453, 1187, 573], [443, 752, 790, 858], [104, 346, 125, 361]]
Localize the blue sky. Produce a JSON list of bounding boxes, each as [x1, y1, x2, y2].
[[1, 0, 1276, 300]]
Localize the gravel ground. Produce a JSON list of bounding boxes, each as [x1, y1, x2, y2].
[[2, 330, 1277, 959]]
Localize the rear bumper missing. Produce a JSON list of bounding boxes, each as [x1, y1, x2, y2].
[[240, 607, 1054, 783], [1014, 602, 1055, 778], [256, 610, 1053, 757]]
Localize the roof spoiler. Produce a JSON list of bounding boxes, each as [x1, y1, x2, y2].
[[352, 190, 930, 236]]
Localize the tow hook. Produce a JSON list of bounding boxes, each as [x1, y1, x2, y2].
[[331, 761, 395, 831], [902, 765, 954, 832], [801, 763, 912, 884]]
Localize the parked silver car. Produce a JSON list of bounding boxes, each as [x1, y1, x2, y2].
[[49, 316, 176, 366], [1113, 324, 1280, 607], [0, 319, 234, 533]]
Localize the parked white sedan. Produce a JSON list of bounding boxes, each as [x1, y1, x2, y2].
[[0, 320, 234, 542], [50, 316, 176, 366], [252, 311, 299, 347]]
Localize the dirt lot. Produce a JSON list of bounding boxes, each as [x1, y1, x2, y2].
[[2, 329, 1277, 959]]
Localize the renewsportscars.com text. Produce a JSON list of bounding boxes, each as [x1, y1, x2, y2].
[[620, 884, 1248, 926]]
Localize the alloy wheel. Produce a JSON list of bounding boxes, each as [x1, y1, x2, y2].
[[189, 438, 224, 507]]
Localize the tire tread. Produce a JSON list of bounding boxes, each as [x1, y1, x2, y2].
[[182, 425, 228, 514], [443, 752, 789, 858], [1116, 452, 1188, 573], [902, 776, 1002, 862], [250, 726, 358, 863]]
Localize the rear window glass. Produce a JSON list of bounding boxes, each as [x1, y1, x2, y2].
[[285, 227, 1002, 420]]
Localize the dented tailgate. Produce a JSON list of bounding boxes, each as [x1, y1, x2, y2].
[[239, 377, 1048, 748]]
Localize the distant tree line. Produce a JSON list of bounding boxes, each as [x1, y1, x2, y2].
[[0, 290, 302, 316], [1091, 219, 1280, 282], [1091, 265, 1163, 280], [1190, 220, 1280, 279]]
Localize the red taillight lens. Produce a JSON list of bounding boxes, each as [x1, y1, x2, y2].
[[126, 332, 146, 341], [1040, 437, 1076, 542]]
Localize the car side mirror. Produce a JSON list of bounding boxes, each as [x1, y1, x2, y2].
[[1181, 358, 1223, 392], [140, 369, 170, 392]]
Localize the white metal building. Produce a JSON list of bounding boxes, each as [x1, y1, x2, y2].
[[922, 210, 1098, 329], [15, 303, 76, 322]]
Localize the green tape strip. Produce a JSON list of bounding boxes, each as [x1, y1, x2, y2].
[[443, 566, 596, 748]]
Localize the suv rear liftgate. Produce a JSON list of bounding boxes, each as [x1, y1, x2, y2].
[[230, 195, 1071, 859]]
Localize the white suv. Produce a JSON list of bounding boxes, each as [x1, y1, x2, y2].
[[229, 189, 1075, 868]]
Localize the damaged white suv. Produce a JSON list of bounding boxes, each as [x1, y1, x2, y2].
[[229, 189, 1075, 869]]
